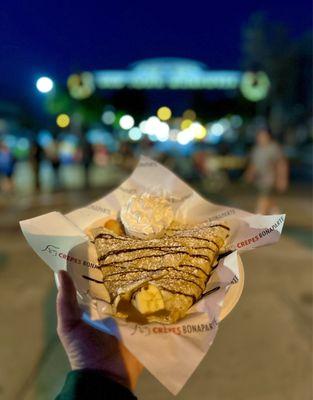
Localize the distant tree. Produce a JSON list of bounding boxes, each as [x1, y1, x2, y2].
[[45, 86, 105, 124], [241, 13, 312, 135]]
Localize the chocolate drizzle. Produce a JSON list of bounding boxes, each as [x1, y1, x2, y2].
[[99, 250, 214, 267], [95, 232, 127, 241], [171, 236, 219, 248], [210, 223, 230, 231], [166, 223, 230, 232], [102, 263, 210, 279], [200, 286, 220, 299], [82, 275, 103, 284], [104, 268, 205, 290], [88, 219, 229, 322], [100, 245, 215, 263]]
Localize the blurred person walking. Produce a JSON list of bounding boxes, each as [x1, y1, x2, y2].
[[31, 139, 43, 192], [45, 136, 61, 191], [0, 140, 16, 194], [80, 132, 93, 190], [245, 127, 288, 214]]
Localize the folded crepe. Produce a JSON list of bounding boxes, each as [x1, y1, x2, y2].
[[85, 221, 229, 324]]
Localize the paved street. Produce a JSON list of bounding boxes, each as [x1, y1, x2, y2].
[[0, 180, 312, 400]]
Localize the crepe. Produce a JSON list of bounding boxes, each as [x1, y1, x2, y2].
[[85, 220, 229, 324]]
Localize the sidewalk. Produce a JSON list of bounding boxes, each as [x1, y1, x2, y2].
[[0, 185, 311, 400]]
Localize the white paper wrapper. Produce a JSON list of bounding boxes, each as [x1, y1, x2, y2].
[[20, 156, 285, 395]]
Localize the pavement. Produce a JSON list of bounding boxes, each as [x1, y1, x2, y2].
[[0, 179, 312, 400]]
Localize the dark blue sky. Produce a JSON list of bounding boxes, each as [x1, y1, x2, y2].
[[0, 0, 311, 102]]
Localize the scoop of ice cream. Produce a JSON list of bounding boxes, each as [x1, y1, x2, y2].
[[120, 193, 174, 238]]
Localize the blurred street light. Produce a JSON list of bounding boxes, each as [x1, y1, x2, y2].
[[67, 72, 95, 99], [192, 122, 207, 140], [157, 106, 172, 121], [56, 114, 70, 128], [183, 109, 196, 120], [180, 119, 192, 130], [119, 115, 135, 130], [36, 77, 54, 93], [128, 127, 142, 141], [240, 71, 270, 102], [101, 110, 115, 125]]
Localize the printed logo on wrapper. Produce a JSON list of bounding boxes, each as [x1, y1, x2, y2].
[[130, 318, 218, 336], [19, 155, 285, 396], [208, 208, 235, 222], [41, 245, 99, 269], [86, 205, 111, 214], [236, 215, 285, 249], [41, 244, 60, 256]]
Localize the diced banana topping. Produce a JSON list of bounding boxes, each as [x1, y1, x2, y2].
[[132, 284, 165, 315]]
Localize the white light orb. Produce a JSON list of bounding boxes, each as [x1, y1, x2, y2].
[[36, 77, 54, 93], [119, 115, 135, 130], [128, 127, 142, 141], [177, 130, 193, 145], [211, 122, 224, 136], [156, 122, 170, 142]]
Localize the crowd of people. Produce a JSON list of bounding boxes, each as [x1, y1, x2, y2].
[[0, 126, 289, 214]]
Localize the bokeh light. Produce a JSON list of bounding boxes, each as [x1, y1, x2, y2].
[[240, 71, 270, 102], [38, 130, 53, 147], [67, 72, 95, 99], [192, 122, 207, 140], [36, 77, 54, 93], [128, 127, 142, 141], [180, 119, 192, 130], [102, 110, 116, 125], [139, 116, 169, 141], [177, 130, 192, 145], [183, 109, 196, 120], [155, 122, 170, 142], [56, 114, 70, 128], [119, 115, 135, 130], [210, 122, 224, 136], [157, 106, 172, 121], [230, 115, 243, 128]]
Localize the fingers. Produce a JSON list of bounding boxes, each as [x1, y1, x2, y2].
[[56, 270, 81, 333]]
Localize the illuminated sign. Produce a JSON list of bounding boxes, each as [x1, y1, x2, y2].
[[67, 58, 270, 101], [94, 58, 241, 90]]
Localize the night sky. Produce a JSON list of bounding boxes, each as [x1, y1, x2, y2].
[[0, 0, 311, 103]]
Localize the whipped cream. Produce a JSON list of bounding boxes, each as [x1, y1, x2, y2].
[[120, 193, 174, 238]]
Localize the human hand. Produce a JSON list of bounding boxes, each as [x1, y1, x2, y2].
[[56, 270, 142, 391]]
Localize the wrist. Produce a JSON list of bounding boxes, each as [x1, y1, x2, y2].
[[70, 363, 131, 389]]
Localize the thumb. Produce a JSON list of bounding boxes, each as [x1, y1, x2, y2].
[[56, 270, 82, 333]]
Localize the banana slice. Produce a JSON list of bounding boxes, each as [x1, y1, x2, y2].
[[132, 284, 165, 315]]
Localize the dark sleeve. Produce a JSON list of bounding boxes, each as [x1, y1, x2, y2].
[[55, 369, 137, 400]]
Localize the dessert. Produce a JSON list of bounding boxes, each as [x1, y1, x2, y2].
[[83, 194, 229, 324]]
